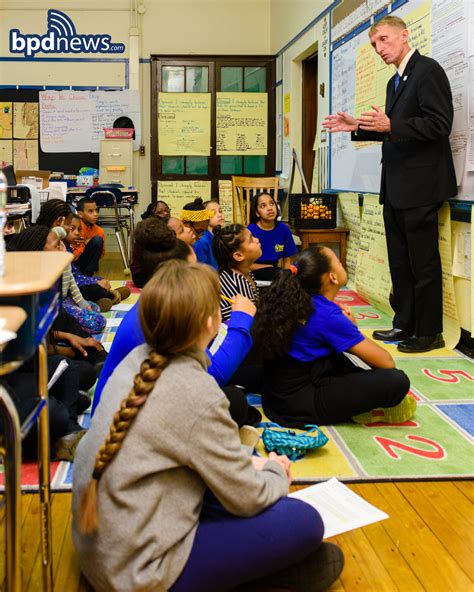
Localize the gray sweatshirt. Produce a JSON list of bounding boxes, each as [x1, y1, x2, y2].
[[72, 345, 288, 591]]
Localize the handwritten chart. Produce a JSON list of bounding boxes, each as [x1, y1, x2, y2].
[[218, 179, 234, 224], [216, 92, 267, 155], [158, 180, 211, 216], [355, 194, 392, 315], [338, 193, 361, 287], [158, 93, 211, 156]]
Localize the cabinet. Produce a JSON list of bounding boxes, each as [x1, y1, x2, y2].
[[99, 139, 133, 187]]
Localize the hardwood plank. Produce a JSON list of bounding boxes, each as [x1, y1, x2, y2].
[[360, 482, 472, 590], [453, 480, 474, 503], [350, 484, 424, 592], [53, 500, 83, 592], [19, 494, 42, 590], [396, 481, 474, 581]]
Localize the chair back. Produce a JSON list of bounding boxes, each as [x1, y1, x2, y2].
[[85, 185, 122, 206], [231, 176, 279, 225]]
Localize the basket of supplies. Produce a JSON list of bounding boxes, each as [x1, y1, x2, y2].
[[289, 193, 337, 229]]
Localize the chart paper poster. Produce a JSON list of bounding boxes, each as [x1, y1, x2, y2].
[[0, 140, 13, 166], [0, 103, 13, 139], [355, 194, 392, 315], [13, 139, 38, 170], [158, 180, 211, 216], [13, 103, 39, 139], [158, 93, 211, 156], [216, 92, 267, 155], [338, 193, 361, 288], [218, 179, 234, 224], [438, 203, 461, 349]]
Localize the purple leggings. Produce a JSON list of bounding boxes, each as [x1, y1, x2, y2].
[[170, 494, 324, 592]]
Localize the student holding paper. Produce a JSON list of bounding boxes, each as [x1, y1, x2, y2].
[[323, 16, 457, 353]]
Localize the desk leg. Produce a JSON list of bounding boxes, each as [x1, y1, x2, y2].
[[0, 386, 22, 592], [37, 341, 53, 591]]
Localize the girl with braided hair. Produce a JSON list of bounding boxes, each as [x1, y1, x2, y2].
[[252, 246, 414, 428], [213, 223, 262, 322], [73, 259, 343, 592]]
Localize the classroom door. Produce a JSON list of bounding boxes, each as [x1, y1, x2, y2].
[[302, 52, 318, 191]]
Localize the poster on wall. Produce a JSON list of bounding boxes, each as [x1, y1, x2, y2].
[[0, 103, 13, 139], [158, 180, 211, 216], [13, 103, 39, 139], [158, 93, 211, 156], [216, 92, 267, 155]]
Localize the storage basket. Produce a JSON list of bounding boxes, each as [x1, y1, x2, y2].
[[289, 193, 337, 229]]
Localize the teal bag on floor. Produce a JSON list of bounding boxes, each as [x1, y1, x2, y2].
[[262, 422, 329, 461]]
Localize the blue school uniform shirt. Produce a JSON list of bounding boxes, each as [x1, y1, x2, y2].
[[248, 222, 298, 264], [193, 229, 218, 269], [92, 301, 253, 414], [287, 294, 364, 362]]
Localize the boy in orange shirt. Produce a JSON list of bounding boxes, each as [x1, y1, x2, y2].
[[72, 197, 105, 276]]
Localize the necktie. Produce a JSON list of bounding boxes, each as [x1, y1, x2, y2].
[[394, 72, 401, 93]]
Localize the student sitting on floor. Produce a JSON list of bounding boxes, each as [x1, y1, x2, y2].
[[252, 246, 414, 428], [140, 199, 171, 220], [131, 216, 195, 287], [73, 260, 344, 592], [92, 218, 261, 427], [66, 213, 130, 311], [248, 191, 298, 282], [72, 196, 105, 276], [7, 225, 106, 335], [180, 197, 212, 242], [193, 200, 225, 268], [213, 224, 261, 322]]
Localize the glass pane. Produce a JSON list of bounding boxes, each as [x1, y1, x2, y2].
[[244, 67, 266, 92], [186, 67, 208, 92], [221, 67, 243, 92], [244, 155, 266, 174], [162, 66, 185, 92], [162, 156, 184, 174], [221, 156, 242, 175], [186, 156, 208, 175]]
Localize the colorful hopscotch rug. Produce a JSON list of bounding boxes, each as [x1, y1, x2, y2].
[[3, 285, 473, 490]]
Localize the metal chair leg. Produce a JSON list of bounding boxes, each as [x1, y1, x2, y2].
[[0, 386, 22, 592], [37, 341, 53, 591]]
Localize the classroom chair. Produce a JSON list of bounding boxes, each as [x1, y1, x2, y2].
[[85, 185, 135, 274], [231, 176, 279, 225]]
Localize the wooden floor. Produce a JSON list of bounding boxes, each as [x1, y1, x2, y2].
[[2, 255, 472, 591], [1, 481, 472, 591]]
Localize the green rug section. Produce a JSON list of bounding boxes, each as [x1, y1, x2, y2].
[[396, 358, 474, 401], [350, 306, 393, 328], [333, 405, 473, 478]]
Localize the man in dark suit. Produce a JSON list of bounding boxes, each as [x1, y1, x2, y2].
[[323, 15, 457, 353]]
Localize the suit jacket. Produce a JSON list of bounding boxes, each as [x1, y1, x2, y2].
[[352, 50, 457, 208]]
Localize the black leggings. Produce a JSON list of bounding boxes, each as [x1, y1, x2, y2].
[[263, 353, 410, 428]]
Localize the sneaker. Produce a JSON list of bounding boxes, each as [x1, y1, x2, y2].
[[54, 429, 87, 462], [97, 297, 114, 312], [115, 286, 131, 301], [253, 542, 344, 591], [352, 395, 417, 425]]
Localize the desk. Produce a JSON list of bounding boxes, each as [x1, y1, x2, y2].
[[297, 227, 350, 269], [66, 187, 138, 206], [0, 251, 72, 592]]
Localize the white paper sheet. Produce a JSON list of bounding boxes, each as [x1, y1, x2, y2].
[[290, 478, 389, 539]]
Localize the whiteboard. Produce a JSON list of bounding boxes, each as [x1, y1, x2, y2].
[[39, 89, 141, 153], [329, 0, 470, 193]]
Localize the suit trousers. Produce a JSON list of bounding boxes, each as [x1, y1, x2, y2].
[[383, 200, 443, 336]]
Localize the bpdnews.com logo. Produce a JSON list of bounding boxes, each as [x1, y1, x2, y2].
[[10, 9, 126, 57]]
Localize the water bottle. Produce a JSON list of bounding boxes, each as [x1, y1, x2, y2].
[[0, 170, 7, 277]]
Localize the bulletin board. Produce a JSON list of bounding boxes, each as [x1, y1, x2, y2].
[[329, 0, 470, 193]]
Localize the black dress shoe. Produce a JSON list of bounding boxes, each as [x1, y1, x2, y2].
[[397, 334, 445, 353], [372, 328, 411, 342]]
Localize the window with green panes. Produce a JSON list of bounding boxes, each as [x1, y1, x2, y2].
[[219, 65, 268, 176], [160, 63, 210, 176], [151, 56, 275, 199]]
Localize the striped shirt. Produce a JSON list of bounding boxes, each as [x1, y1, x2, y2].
[[219, 269, 258, 322]]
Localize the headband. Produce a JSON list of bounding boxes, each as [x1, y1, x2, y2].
[[180, 209, 212, 223]]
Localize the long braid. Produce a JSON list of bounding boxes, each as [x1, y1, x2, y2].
[[212, 224, 246, 272], [79, 351, 168, 534]]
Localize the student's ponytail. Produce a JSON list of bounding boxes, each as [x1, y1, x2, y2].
[[253, 246, 332, 359], [79, 352, 167, 533]]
